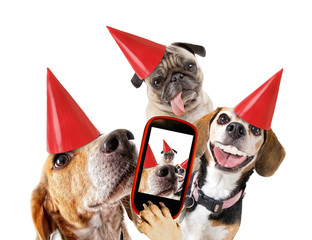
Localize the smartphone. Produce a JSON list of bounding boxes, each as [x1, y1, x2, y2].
[[131, 116, 198, 219]]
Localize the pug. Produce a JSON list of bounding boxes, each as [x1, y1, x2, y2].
[[159, 148, 177, 165], [131, 42, 213, 123]]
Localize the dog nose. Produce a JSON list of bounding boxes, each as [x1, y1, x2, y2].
[[226, 122, 246, 139], [171, 73, 184, 82], [156, 165, 176, 178], [101, 129, 134, 153]]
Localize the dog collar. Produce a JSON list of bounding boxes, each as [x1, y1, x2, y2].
[[186, 171, 245, 214]]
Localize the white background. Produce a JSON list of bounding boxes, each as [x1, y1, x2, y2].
[[0, 0, 311, 239]]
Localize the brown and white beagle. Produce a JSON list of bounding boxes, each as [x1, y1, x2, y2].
[[178, 107, 286, 240], [31, 129, 137, 240]]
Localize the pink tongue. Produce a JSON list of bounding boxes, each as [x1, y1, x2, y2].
[[213, 147, 246, 168], [170, 92, 185, 116]]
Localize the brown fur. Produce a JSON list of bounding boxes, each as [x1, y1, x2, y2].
[[210, 220, 241, 240], [31, 134, 135, 240], [193, 107, 285, 175], [138, 168, 152, 193], [255, 129, 286, 177]]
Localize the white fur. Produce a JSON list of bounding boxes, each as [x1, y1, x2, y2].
[[180, 162, 241, 240], [180, 108, 265, 240], [181, 207, 228, 240]]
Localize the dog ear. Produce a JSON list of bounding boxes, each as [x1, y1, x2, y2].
[[161, 151, 164, 154], [31, 183, 56, 240], [172, 42, 206, 57], [255, 129, 286, 177], [131, 73, 144, 88], [193, 108, 222, 158], [172, 149, 177, 154]]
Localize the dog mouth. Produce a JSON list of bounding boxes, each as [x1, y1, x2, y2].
[[169, 90, 197, 116], [210, 142, 254, 172], [178, 175, 184, 182], [170, 91, 185, 116]]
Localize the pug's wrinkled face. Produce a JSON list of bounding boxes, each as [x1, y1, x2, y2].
[[131, 43, 206, 117], [146, 45, 204, 116], [159, 149, 177, 165], [208, 108, 265, 173]]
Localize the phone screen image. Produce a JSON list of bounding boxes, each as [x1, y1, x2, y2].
[[131, 117, 197, 218], [138, 127, 194, 201]]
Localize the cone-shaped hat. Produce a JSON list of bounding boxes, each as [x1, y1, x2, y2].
[[107, 26, 166, 80], [163, 140, 172, 153], [47, 68, 100, 154], [144, 144, 158, 168], [234, 69, 283, 130], [180, 159, 189, 169]]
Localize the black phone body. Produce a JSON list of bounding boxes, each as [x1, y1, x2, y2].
[[131, 116, 198, 218]]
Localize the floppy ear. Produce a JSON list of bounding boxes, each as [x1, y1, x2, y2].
[[131, 73, 144, 88], [31, 183, 56, 240], [255, 129, 286, 177], [172, 42, 206, 57], [172, 149, 177, 154], [192, 108, 222, 158]]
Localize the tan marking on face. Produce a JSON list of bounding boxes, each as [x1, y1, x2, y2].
[[208, 108, 264, 170], [44, 140, 98, 228], [138, 165, 178, 196]]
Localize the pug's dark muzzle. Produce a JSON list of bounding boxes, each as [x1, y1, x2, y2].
[[162, 73, 201, 104]]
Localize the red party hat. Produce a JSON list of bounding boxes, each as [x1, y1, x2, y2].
[[144, 144, 158, 168], [47, 68, 100, 154], [107, 26, 166, 79], [163, 140, 172, 153], [180, 159, 189, 169], [234, 69, 283, 130]]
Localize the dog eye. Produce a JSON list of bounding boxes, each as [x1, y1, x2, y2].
[[250, 125, 261, 136], [187, 63, 196, 72], [53, 153, 72, 170], [217, 114, 230, 125], [152, 78, 163, 88]]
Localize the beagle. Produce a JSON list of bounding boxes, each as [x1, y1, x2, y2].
[[138, 164, 180, 199], [173, 164, 186, 198], [178, 107, 286, 240], [31, 129, 138, 240]]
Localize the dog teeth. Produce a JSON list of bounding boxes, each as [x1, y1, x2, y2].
[[214, 142, 248, 157]]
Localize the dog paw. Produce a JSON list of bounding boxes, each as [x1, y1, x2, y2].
[[137, 201, 182, 240]]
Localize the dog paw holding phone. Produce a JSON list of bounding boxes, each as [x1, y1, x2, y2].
[[137, 202, 182, 240]]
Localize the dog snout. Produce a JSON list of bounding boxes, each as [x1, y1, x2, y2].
[[171, 73, 184, 82], [226, 122, 246, 139], [101, 129, 134, 153], [156, 165, 176, 179]]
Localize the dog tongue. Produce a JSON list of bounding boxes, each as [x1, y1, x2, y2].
[[170, 92, 185, 116], [213, 147, 246, 168]]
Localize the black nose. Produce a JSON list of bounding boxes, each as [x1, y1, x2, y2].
[[226, 122, 246, 139], [101, 129, 134, 153], [175, 166, 185, 174], [156, 165, 176, 178], [171, 73, 184, 82]]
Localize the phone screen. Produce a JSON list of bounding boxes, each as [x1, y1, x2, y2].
[[138, 127, 194, 200], [131, 117, 197, 218]]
